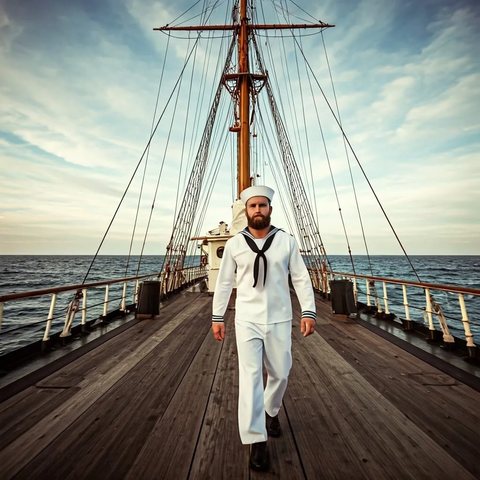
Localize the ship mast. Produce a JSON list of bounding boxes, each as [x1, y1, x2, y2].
[[238, 0, 250, 195], [155, 0, 334, 199]]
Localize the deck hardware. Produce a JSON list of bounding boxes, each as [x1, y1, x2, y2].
[[429, 294, 454, 345], [60, 291, 81, 338]]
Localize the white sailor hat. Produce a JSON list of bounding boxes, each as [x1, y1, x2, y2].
[[240, 185, 275, 204]]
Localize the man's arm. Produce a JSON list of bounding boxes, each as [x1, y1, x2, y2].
[[288, 237, 316, 337], [212, 240, 236, 341]]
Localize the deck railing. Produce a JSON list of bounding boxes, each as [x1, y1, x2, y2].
[[0, 265, 207, 350], [308, 268, 479, 356]]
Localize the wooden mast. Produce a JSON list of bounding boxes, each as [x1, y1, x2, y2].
[[238, 0, 250, 196], [155, 2, 334, 200]]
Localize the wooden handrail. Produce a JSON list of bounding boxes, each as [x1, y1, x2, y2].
[[327, 270, 480, 296], [0, 272, 161, 303], [0, 265, 205, 303]]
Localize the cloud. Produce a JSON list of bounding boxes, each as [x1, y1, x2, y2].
[[0, 0, 479, 256]]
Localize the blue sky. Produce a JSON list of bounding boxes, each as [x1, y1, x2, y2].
[[1, 0, 479, 256]]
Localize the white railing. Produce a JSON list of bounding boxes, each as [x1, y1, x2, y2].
[[0, 265, 207, 350], [308, 268, 479, 356]]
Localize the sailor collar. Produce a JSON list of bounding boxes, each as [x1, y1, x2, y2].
[[239, 226, 281, 287]]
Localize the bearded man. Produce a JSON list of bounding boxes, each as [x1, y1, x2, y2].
[[211, 185, 316, 471]]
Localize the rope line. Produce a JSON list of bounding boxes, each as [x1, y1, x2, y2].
[[291, 33, 422, 282], [82, 34, 202, 284]]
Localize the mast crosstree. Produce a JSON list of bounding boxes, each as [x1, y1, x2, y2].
[[156, 0, 333, 197]]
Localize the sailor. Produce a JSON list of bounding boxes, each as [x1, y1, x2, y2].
[[211, 185, 316, 471]]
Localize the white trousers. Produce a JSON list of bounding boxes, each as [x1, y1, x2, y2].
[[235, 319, 292, 444]]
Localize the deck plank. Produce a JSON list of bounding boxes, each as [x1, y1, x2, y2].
[[251, 407, 305, 480], [314, 313, 480, 478], [0, 291, 478, 479], [290, 297, 478, 479], [124, 315, 223, 479], [0, 387, 79, 450], [189, 310, 250, 480], [36, 291, 199, 389], [290, 314, 476, 480], [1, 294, 211, 479], [285, 324, 391, 480]]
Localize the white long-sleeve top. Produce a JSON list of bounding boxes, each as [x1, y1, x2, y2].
[[212, 227, 316, 324]]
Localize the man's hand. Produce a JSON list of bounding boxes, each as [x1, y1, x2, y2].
[[300, 318, 315, 337], [212, 322, 226, 341]]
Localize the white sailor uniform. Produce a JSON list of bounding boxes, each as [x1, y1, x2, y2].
[[212, 226, 316, 444]]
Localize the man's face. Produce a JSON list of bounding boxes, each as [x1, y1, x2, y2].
[[245, 196, 272, 230]]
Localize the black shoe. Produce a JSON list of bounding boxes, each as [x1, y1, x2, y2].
[[249, 441, 269, 471], [266, 413, 281, 437]]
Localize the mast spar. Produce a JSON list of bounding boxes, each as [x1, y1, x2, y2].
[[155, 0, 334, 199], [238, 0, 250, 196]]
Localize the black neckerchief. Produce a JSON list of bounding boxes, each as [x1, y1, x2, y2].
[[239, 226, 280, 287]]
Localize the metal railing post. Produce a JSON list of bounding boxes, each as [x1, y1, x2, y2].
[[375, 283, 383, 314], [425, 288, 437, 339], [382, 282, 390, 314], [121, 282, 127, 311], [458, 293, 476, 355], [0, 302, 3, 331], [81, 288, 87, 332], [134, 279, 139, 305], [401, 284, 413, 330], [103, 284, 109, 318], [366, 279, 371, 307], [402, 285, 411, 321], [43, 293, 57, 345]]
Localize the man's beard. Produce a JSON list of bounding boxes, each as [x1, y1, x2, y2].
[[246, 211, 271, 230]]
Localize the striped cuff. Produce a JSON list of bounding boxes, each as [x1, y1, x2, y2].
[[302, 310, 316, 322], [212, 315, 224, 323]]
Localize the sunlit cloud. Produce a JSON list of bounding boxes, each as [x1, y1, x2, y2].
[[0, 0, 479, 255]]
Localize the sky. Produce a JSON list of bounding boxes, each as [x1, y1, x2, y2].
[[1, 0, 479, 256]]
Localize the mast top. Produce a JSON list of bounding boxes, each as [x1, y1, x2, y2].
[[154, 0, 334, 199]]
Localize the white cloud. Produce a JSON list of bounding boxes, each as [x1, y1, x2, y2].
[[0, 0, 479, 256]]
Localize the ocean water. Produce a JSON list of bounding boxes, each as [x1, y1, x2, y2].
[[0, 255, 479, 356]]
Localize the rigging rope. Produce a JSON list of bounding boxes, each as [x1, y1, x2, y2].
[[294, 33, 356, 274], [125, 34, 171, 278], [82, 33, 203, 284], [286, 0, 318, 22], [291, 33, 422, 282], [252, 35, 331, 279], [319, 31, 360, 275], [135, 33, 194, 277], [256, 101, 298, 240], [174, 0, 229, 28], [160, 35, 237, 274], [288, 29, 319, 232], [172, 34, 196, 230], [268, 0, 314, 25]]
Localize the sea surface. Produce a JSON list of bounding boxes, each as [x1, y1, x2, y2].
[[0, 255, 479, 357]]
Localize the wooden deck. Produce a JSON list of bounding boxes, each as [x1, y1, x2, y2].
[[0, 290, 479, 479]]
